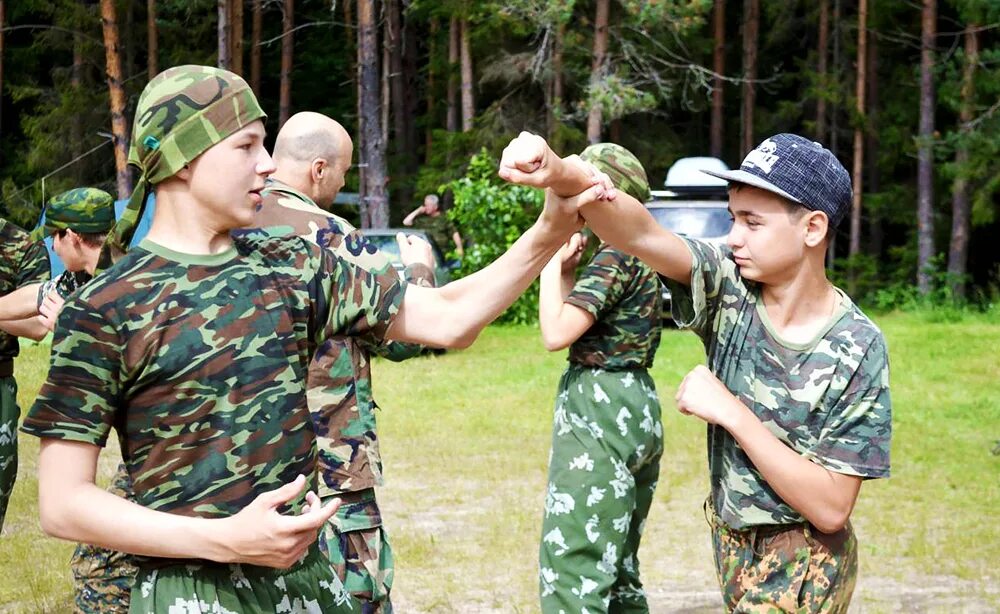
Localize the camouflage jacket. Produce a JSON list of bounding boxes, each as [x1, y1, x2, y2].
[[665, 238, 892, 529], [413, 212, 457, 255], [250, 179, 433, 496], [565, 245, 663, 369], [0, 218, 50, 361], [22, 234, 405, 518]]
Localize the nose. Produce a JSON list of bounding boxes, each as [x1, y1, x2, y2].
[[726, 223, 743, 250], [257, 148, 277, 176]]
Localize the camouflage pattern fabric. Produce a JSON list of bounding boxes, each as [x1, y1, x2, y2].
[[37, 270, 92, 308], [707, 499, 858, 613], [412, 212, 458, 255], [319, 489, 394, 614], [38, 187, 115, 238], [0, 218, 49, 531], [580, 142, 652, 204], [664, 236, 892, 530], [565, 246, 663, 369], [70, 463, 137, 614]]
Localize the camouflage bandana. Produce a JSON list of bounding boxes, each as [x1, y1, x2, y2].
[[31, 187, 115, 240], [580, 143, 651, 204], [98, 65, 266, 271]]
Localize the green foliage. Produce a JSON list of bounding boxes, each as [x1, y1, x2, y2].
[[443, 148, 544, 324]]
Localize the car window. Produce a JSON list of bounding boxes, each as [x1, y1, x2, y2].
[[648, 206, 733, 239]]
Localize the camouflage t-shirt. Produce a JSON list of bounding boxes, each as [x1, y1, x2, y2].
[[665, 238, 891, 529], [22, 233, 405, 518], [0, 218, 50, 360], [37, 270, 93, 308], [565, 245, 663, 369], [250, 180, 432, 497], [413, 212, 458, 254]]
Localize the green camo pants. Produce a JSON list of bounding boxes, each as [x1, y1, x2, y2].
[[0, 375, 18, 532], [319, 489, 394, 614], [539, 365, 663, 614], [707, 500, 858, 613]]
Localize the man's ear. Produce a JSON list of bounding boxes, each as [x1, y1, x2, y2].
[[65, 229, 83, 248], [176, 163, 192, 182], [311, 158, 328, 183], [804, 210, 829, 248]]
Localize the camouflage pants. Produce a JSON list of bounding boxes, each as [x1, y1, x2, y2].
[[71, 463, 138, 613], [0, 375, 17, 532], [129, 543, 357, 613], [539, 366, 663, 614], [707, 500, 858, 613], [319, 489, 394, 614]]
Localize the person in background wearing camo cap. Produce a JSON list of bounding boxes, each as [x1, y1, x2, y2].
[[21, 65, 595, 612], [500, 132, 891, 613], [536, 143, 664, 613]]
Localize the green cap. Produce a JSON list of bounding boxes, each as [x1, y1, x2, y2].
[[98, 65, 267, 271], [580, 143, 651, 204], [38, 188, 115, 239]]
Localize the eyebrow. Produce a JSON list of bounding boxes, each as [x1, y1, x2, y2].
[[727, 206, 761, 219]]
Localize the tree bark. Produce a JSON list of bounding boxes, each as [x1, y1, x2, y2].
[[231, 0, 243, 75], [815, 0, 829, 141], [100, 0, 132, 199], [586, 0, 610, 144], [849, 0, 867, 260], [387, 0, 406, 153], [459, 18, 474, 132], [147, 0, 158, 79], [948, 24, 977, 300], [126, 0, 135, 81], [279, 0, 294, 127], [381, 31, 389, 147], [218, 0, 231, 69], [710, 0, 725, 158], [830, 0, 841, 155], [548, 22, 565, 141], [358, 0, 388, 229], [72, 33, 84, 182], [740, 0, 759, 155], [343, 0, 356, 115], [866, 29, 882, 257], [426, 17, 437, 160], [446, 16, 459, 132], [916, 0, 936, 295], [250, 0, 261, 92]]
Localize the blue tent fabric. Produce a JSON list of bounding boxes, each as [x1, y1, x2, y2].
[[36, 193, 156, 277]]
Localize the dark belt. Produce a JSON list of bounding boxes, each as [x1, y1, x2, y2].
[[0, 360, 13, 378]]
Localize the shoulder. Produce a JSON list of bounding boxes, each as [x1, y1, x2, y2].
[[233, 232, 320, 265]]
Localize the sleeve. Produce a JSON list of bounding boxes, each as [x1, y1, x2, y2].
[[805, 337, 892, 479], [364, 262, 434, 361], [20, 298, 122, 446], [17, 239, 50, 287], [564, 247, 628, 320], [662, 237, 737, 341]]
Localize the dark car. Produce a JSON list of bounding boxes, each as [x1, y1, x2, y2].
[[360, 228, 456, 286]]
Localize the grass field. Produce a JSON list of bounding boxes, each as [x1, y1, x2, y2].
[[1, 312, 998, 612]]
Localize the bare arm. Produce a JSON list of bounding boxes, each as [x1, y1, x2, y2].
[[538, 234, 594, 351], [38, 439, 340, 567], [452, 231, 464, 258], [402, 206, 424, 226], [0, 316, 49, 341], [0, 283, 42, 320]]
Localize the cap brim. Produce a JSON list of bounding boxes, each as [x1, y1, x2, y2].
[[701, 169, 802, 205]]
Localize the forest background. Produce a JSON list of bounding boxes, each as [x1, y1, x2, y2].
[[0, 0, 998, 317]]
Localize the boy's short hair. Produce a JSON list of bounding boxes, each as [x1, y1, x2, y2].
[[55, 228, 109, 249]]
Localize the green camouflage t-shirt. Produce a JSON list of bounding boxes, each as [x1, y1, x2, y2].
[[413, 212, 458, 255], [251, 180, 432, 497], [22, 233, 405, 518], [0, 218, 50, 360], [665, 238, 891, 529], [565, 245, 663, 369]]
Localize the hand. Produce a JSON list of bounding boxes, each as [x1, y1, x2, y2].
[[558, 232, 588, 273], [675, 365, 746, 429], [498, 131, 561, 188], [216, 474, 340, 568], [38, 292, 65, 333], [396, 233, 436, 269], [562, 155, 618, 201]]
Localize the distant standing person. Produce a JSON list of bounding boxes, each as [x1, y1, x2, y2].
[[402, 194, 464, 258]]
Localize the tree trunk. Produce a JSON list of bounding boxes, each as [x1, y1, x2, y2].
[[250, 0, 261, 92], [740, 0, 759, 156], [815, 0, 828, 141], [218, 0, 230, 69], [126, 0, 135, 81], [72, 34, 84, 182], [446, 16, 459, 132], [426, 17, 437, 161], [387, 0, 406, 153], [710, 0, 725, 159], [343, 0, 356, 119], [866, 29, 882, 257], [358, 0, 388, 229], [231, 0, 243, 75], [100, 0, 132, 199], [830, 0, 841, 155], [948, 24, 977, 300], [916, 0, 936, 295], [849, 0, 867, 260], [279, 0, 294, 127], [548, 22, 565, 141], [381, 32, 389, 147], [147, 0, 158, 79], [459, 18, 474, 132], [586, 0, 610, 144]]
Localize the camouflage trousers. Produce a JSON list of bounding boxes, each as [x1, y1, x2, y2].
[[707, 499, 858, 613], [129, 543, 358, 613], [319, 489, 394, 614], [539, 366, 663, 613], [71, 463, 138, 613], [0, 375, 17, 532]]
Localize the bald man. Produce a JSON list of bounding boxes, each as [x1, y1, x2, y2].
[[249, 111, 436, 613]]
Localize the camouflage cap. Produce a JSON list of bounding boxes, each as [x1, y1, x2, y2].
[[40, 188, 115, 237], [580, 143, 651, 204], [100, 65, 266, 270]]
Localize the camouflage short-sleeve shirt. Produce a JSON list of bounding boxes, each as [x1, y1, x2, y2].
[[565, 245, 663, 370], [0, 218, 50, 360], [22, 233, 404, 518], [664, 238, 891, 529], [413, 213, 458, 254], [249, 180, 431, 497]]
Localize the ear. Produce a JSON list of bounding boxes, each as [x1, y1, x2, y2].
[[311, 158, 328, 183], [65, 229, 84, 248], [803, 210, 829, 248], [175, 163, 193, 182]]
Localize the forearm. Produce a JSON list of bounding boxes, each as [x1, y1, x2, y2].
[[0, 316, 49, 341], [0, 283, 41, 320], [402, 209, 420, 225], [538, 262, 567, 350]]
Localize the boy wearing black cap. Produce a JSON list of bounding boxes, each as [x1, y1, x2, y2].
[[500, 132, 891, 613]]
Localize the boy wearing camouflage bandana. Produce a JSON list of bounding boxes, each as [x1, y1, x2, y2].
[[500, 132, 891, 613], [0, 218, 49, 531], [536, 144, 664, 613], [22, 66, 587, 613]]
